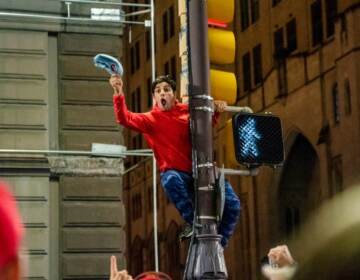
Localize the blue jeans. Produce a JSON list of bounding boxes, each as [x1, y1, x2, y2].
[[160, 169, 241, 247]]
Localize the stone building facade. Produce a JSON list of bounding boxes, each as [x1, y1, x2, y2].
[[0, 1, 127, 279], [122, 0, 360, 279]]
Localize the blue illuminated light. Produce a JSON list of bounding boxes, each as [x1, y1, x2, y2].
[[238, 118, 261, 158]]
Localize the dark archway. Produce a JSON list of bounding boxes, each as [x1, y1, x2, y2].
[[278, 133, 319, 239]]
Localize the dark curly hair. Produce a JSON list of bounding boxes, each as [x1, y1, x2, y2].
[[151, 75, 176, 94]]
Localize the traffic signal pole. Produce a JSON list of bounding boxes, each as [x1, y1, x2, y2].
[[184, 0, 227, 279]]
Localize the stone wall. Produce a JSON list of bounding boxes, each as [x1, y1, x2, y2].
[[0, 1, 127, 279]]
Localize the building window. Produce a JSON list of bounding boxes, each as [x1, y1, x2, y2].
[[272, 0, 281, 7], [332, 155, 343, 194], [251, 0, 260, 23], [311, 0, 323, 47], [340, 14, 347, 35], [240, 0, 249, 30], [344, 79, 352, 115], [163, 6, 175, 44], [136, 87, 141, 112], [132, 194, 137, 219], [131, 195, 135, 219], [332, 83, 340, 124], [169, 6, 175, 38], [148, 187, 152, 212], [130, 41, 141, 74], [132, 134, 143, 163], [137, 193, 142, 219], [146, 31, 151, 60], [274, 27, 284, 56], [131, 90, 136, 111], [131, 87, 141, 113], [286, 18, 297, 53], [132, 193, 142, 220], [164, 61, 170, 76], [170, 56, 177, 83], [147, 77, 152, 108], [325, 0, 337, 38], [253, 44, 262, 86], [135, 42, 140, 71], [162, 11, 168, 43], [240, 0, 259, 29], [130, 47, 135, 74], [242, 52, 251, 92], [277, 59, 287, 97]]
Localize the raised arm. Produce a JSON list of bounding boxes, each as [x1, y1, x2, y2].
[[110, 75, 152, 133], [212, 100, 254, 125]]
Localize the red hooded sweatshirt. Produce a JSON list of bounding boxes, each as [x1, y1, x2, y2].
[[113, 94, 192, 173]]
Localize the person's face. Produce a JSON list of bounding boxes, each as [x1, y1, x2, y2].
[[153, 82, 175, 111]]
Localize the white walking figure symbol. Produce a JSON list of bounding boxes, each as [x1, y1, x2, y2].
[[238, 118, 261, 158]]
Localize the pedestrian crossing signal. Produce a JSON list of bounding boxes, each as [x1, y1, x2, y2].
[[232, 113, 284, 166]]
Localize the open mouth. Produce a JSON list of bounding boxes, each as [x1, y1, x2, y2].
[[161, 98, 167, 107]]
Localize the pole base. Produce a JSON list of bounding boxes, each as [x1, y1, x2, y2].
[[184, 233, 227, 280]]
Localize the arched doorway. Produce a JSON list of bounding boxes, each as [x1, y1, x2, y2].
[[278, 133, 319, 239]]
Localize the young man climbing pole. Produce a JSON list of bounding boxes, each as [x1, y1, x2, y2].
[[110, 74, 241, 247]]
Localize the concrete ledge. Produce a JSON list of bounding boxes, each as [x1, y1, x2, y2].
[[48, 156, 124, 176]]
